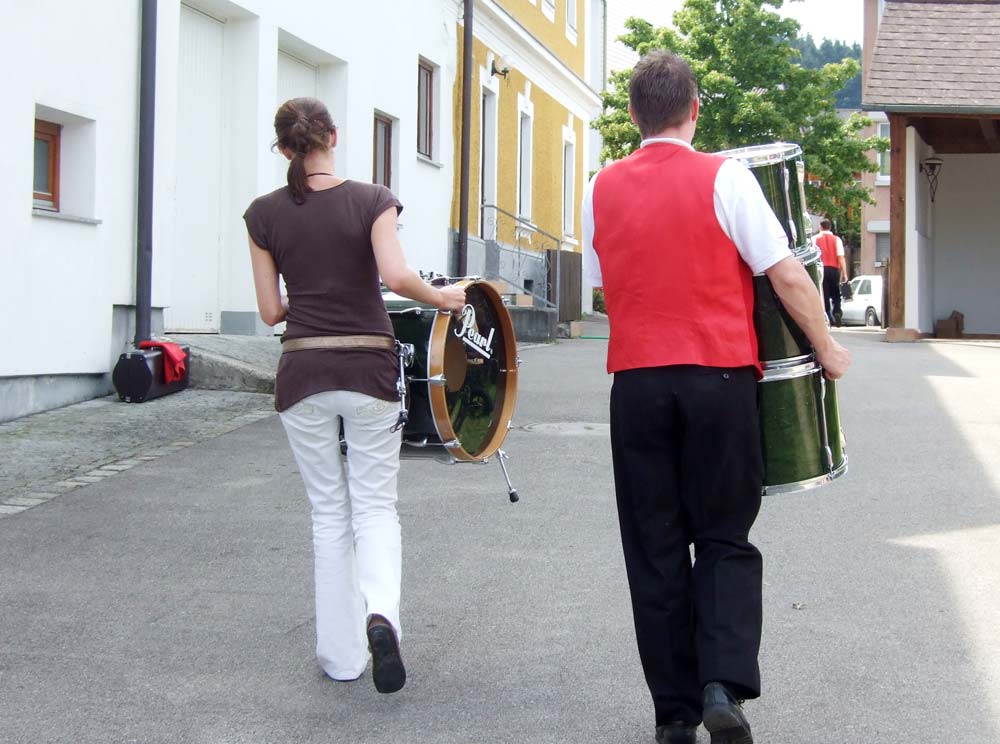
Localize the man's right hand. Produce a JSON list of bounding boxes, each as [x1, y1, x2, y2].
[[816, 337, 851, 380]]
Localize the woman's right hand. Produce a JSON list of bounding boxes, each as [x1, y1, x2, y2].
[[436, 284, 467, 312]]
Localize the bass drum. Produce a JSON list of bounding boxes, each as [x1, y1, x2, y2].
[[385, 279, 518, 462]]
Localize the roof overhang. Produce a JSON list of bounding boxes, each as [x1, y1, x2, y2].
[[862, 103, 1000, 116]]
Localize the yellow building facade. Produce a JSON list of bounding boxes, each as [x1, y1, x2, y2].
[[451, 0, 603, 300]]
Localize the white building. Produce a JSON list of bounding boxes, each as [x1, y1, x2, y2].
[[2, 0, 461, 422]]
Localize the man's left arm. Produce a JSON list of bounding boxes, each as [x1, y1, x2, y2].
[[836, 236, 848, 281]]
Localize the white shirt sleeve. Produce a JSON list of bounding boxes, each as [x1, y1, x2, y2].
[[836, 235, 845, 257], [581, 171, 602, 288], [714, 159, 794, 275]]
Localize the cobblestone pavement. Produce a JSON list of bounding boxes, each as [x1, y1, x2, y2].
[[0, 390, 274, 517]]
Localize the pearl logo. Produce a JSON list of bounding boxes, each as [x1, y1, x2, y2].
[[454, 304, 495, 360]]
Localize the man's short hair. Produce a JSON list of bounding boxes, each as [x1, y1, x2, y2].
[[629, 51, 699, 139], [820, 218, 832, 230]]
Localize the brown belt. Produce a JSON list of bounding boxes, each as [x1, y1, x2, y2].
[[281, 335, 396, 353]]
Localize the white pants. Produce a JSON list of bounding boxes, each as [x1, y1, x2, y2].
[[279, 390, 402, 680]]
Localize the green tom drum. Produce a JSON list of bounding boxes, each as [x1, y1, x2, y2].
[[752, 252, 824, 365], [716, 142, 813, 258], [384, 279, 518, 462], [758, 359, 848, 494]]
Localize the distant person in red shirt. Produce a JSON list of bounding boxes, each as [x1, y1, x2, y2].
[[582, 52, 850, 744], [814, 218, 849, 326]]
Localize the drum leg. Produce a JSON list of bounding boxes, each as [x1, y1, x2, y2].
[[497, 449, 519, 503], [392, 342, 415, 433]]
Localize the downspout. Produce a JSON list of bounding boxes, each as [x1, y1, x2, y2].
[[457, 0, 473, 277], [134, 0, 157, 345]]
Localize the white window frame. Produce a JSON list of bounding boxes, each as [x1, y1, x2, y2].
[[874, 113, 890, 185], [373, 110, 399, 191], [542, 0, 556, 23], [516, 89, 534, 222], [417, 56, 440, 163], [566, 0, 578, 44], [479, 58, 501, 239], [562, 117, 577, 239], [31, 104, 98, 222]]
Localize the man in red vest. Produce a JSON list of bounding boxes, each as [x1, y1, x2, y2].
[[814, 218, 849, 326], [582, 52, 850, 744]]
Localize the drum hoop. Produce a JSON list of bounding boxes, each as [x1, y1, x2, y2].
[[426, 280, 518, 462], [763, 456, 848, 495], [761, 354, 815, 371], [718, 142, 803, 167], [760, 360, 819, 382]]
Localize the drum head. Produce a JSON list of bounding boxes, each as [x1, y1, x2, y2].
[[717, 142, 803, 167], [427, 280, 517, 461]]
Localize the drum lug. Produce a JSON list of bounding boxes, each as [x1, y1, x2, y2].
[[516, 355, 523, 368], [426, 374, 447, 387]]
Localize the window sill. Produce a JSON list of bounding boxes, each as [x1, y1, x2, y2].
[[562, 236, 579, 247], [32, 209, 102, 225], [875, 176, 890, 186], [565, 26, 578, 45], [417, 153, 444, 169]]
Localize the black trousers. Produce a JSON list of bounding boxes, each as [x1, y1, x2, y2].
[[823, 266, 843, 323], [610, 365, 764, 726]]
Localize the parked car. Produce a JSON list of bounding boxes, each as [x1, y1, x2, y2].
[[841, 274, 884, 326]]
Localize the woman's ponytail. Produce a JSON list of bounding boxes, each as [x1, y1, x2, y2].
[[272, 98, 337, 205]]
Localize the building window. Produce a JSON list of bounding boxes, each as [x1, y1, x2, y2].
[[876, 232, 890, 264], [518, 112, 533, 219], [34, 119, 61, 211], [417, 60, 434, 158], [877, 122, 890, 178], [542, 0, 555, 22], [374, 113, 392, 187], [566, 0, 577, 31], [563, 141, 575, 236]]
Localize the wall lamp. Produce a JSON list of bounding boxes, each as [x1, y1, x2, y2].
[[920, 155, 944, 202], [491, 55, 512, 78]]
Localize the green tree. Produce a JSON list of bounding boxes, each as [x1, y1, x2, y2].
[[792, 34, 862, 108], [594, 0, 887, 249]]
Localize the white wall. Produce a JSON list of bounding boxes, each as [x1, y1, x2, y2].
[[154, 0, 459, 330], [1, 1, 141, 377], [905, 127, 935, 333], [932, 153, 1000, 335], [2, 0, 460, 385]]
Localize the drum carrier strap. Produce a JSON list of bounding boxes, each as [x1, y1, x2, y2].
[[281, 335, 413, 433]]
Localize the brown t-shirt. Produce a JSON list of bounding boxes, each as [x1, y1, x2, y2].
[[243, 181, 403, 412]]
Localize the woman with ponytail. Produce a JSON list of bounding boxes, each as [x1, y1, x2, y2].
[[243, 97, 466, 694]]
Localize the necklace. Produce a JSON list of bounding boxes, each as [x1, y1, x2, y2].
[[306, 172, 334, 177]]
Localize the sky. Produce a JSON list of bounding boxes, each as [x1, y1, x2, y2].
[[622, 0, 864, 45]]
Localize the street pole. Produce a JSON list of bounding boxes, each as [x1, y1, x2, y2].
[[457, 0, 473, 278], [134, 0, 157, 346]]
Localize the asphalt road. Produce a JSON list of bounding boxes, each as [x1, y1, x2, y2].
[[2, 331, 998, 743]]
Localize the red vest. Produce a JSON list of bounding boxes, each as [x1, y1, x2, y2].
[[816, 232, 840, 268], [593, 143, 759, 375]]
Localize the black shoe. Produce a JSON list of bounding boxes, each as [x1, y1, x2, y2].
[[367, 616, 406, 694], [655, 722, 697, 744], [833, 310, 843, 328], [702, 683, 753, 744]]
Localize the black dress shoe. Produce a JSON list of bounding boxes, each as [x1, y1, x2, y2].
[[367, 616, 406, 694], [655, 722, 697, 744], [702, 682, 753, 744]]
